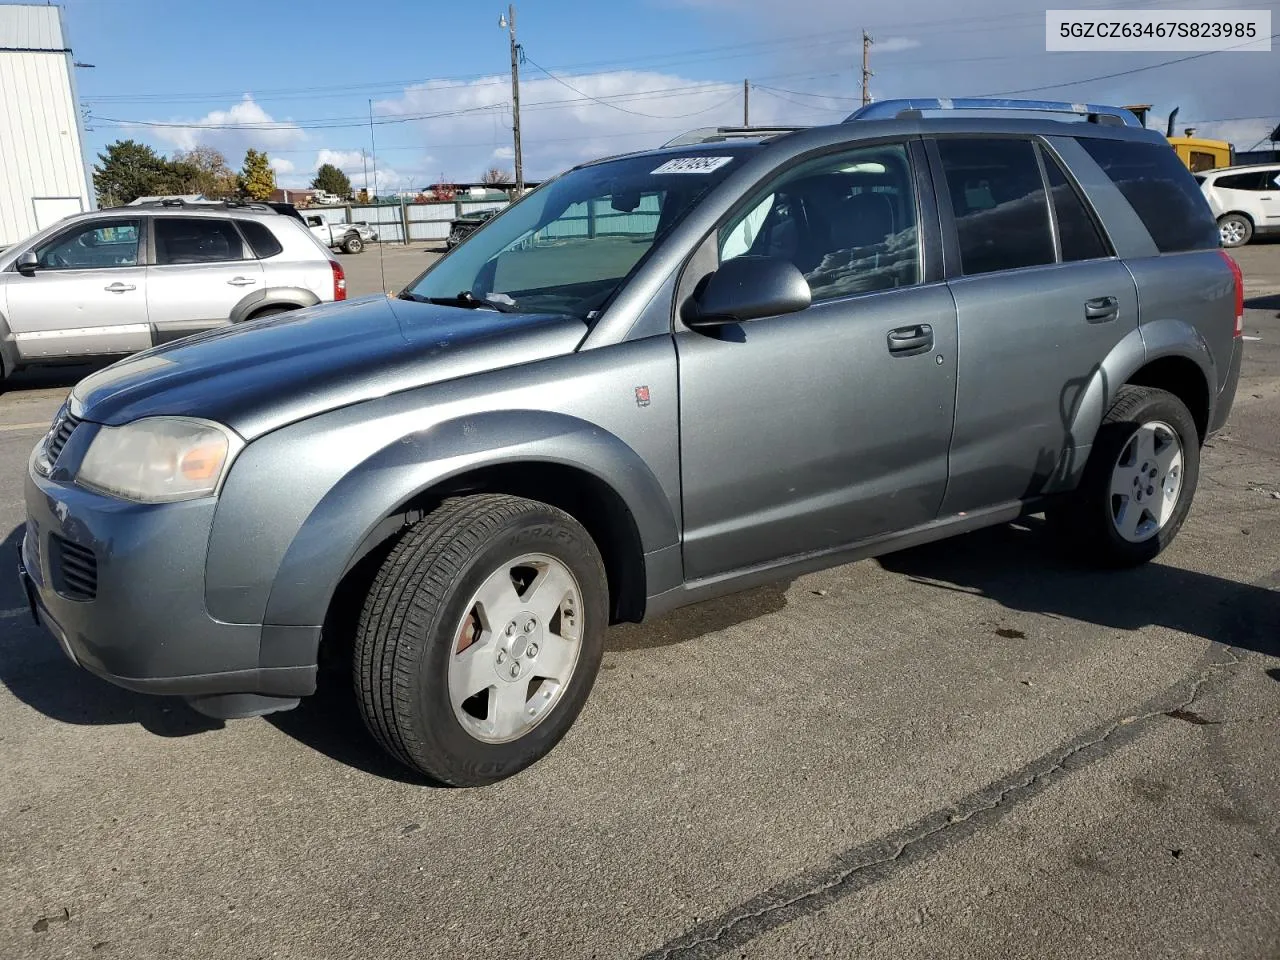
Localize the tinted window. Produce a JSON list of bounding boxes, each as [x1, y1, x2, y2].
[[1041, 148, 1110, 262], [719, 143, 920, 300], [237, 220, 284, 258], [1079, 138, 1218, 253], [154, 217, 248, 265], [34, 218, 140, 269], [937, 138, 1054, 276], [1215, 171, 1270, 191]]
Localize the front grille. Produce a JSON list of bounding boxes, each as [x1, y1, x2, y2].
[[45, 412, 82, 464], [51, 536, 97, 601]]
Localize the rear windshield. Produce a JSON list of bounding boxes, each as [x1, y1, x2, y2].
[[404, 149, 748, 320], [1079, 138, 1219, 253]]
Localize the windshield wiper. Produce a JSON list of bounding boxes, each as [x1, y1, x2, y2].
[[408, 290, 522, 313]]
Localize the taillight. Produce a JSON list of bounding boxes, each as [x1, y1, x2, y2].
[[330, 260, 347, 301], [1218, 249, 1243, 337]]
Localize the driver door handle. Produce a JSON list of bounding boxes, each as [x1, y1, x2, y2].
[[104, 282, 136, 293], [227, 276, 257, 287]]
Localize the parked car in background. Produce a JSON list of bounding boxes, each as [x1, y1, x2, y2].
[[0, 199, 345, 381], [18, 98, 1242, 788], [1195, 163, 1280, 247], [445, 207, 502, 249], [305, 214, 377, 254]]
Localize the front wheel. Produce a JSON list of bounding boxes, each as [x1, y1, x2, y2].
[[353, 494, 609, 786], [1218, 213, 1253, 248], [1047, 385, 1200, 567], [343, 234, 364, 254]]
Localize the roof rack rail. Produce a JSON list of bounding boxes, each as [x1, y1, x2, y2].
[[843, 98, 1142, 127], [662, 125, 809, 147], [124, 198, 278, 213]]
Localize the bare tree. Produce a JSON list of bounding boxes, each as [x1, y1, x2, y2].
[[481, 167, 514, 186]]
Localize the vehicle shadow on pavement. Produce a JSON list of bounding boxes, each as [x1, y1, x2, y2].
[[607, 581, 792, 651], [879, 519, 1279, 658], [0, 361, 111, 397], [1244, 293, 1280, 314], [0, 526, 224, 737]]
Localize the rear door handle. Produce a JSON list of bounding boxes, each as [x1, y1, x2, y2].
[[1085, 296, 1119, 322], [227, 277, 257, 286], [104, 282, 136, 293], [887, 324, 933, 356]]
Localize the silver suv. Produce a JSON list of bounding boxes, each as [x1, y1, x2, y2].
[[19, 98, 1244, 787], [0, 200, 346, 381]]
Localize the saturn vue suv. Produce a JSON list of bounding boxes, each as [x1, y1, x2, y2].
[[19, 98, 1243, 786]]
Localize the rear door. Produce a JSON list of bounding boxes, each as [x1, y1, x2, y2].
[[4, 216, 151, 359], [929, 135, 1139, 515], [677, 140, 958, 581], [146, 216, 265, 342]]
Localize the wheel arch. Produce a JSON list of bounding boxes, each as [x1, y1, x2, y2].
[[228, 286, 321, 324], [252, 409, 679, 672], [1052, 320, 1214, 491]]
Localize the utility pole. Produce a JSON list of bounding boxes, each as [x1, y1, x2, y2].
[[861, 30, 873, 106], [501, 5, 524, 195], [361, 149, 368, 197], [743, 79, 750, 126]]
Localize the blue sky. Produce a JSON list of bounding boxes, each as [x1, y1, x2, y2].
[[50, 0, 1280, 192]]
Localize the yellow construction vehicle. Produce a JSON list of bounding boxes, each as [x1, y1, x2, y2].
[[1124, 104, 1234, 172]]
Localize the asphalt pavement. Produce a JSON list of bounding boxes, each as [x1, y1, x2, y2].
[[1, 242, 1277, 960]]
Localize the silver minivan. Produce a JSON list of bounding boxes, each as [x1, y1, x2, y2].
[[0, 200, 346, 381]]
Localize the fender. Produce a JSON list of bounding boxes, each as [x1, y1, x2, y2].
[[0, 307, 18, 379], [204, 406, 678, 643], [1049, 318, 1214, 491], [228, 286, 321, 324]]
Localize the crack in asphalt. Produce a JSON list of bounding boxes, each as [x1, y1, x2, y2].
[[638, 647, 1245, 960]]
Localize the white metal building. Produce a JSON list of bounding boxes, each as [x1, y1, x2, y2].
[[0, 4, 94, 248]]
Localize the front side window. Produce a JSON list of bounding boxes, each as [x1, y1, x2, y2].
[[34, 218, 140, 269], [1216, 171, 1271, 191], [404, 149, 747, 319], [718, 143, 921, 301], [154, 217, 248, 265], [936, 138, 1055, 276]]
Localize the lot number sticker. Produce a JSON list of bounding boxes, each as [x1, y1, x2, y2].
[[651, 156, 733, 174]]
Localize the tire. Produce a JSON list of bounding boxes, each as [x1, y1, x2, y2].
[[1047, 385, 1200, 567], [343, 234, 364, 254], [353, 494, 609, 786], [1218, 213, 1253, 248]]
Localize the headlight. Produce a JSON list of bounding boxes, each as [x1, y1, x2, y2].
[[76, 417, 243, 503]]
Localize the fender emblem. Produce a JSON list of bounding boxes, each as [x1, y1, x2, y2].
[[635, 386, 651, 407]]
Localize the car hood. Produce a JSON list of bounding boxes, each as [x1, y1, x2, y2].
[[71, 295, 588, 439]]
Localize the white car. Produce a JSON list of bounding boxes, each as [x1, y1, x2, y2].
[[1195, 163, 1280, 247]]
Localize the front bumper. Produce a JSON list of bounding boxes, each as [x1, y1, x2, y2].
[[20, 443, 317, 702]]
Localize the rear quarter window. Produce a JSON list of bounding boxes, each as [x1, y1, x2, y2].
[[1078, 138, 1219, 253], [237, 219, 284, 258]]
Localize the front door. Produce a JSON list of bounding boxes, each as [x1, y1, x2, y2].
[[5, 216, 151, 360], [146, 216, 265, 342], [931, 136, 1140, 514], [676, 141, 958, 582]]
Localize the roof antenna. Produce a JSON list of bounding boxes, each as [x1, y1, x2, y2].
[[369, 98, 388, 295]]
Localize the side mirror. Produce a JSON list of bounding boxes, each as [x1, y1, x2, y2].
[[16, 251, 38, 275], [686, 255, 811, 329]]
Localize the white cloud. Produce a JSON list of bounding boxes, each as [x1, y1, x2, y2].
[[146, 96, 306, 155], [269, 156, 295, 174], [875, 36, 921, 53]]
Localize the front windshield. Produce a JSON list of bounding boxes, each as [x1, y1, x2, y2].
[[405, 150, 746, 319]]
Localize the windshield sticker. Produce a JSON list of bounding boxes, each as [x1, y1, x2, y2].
[[651, 156, 733, 175]]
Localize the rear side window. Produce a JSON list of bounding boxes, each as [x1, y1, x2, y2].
[[1040, 148, 1110, 262], [154, 217, 248, 265], [1078, 138, 1218, 253], [936, 138, 1055, 276], [1215, 171, 1272, 191], [237, 219, 284, 258]]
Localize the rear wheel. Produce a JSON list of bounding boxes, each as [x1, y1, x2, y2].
[[1047, 385, 1200, 567], [353, 494, 609, 786], [343, 234, 364, 254], [1218, 213, 1252, 248]]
